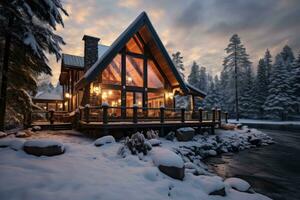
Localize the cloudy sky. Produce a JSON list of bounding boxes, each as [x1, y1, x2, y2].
[[49, 0, 300, 84]]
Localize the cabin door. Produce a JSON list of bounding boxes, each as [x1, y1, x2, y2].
[[126, 91, 143, 117]]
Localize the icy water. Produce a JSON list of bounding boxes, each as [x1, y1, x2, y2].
[[205, 129, 300, 200]]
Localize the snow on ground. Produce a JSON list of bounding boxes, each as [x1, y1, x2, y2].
[[0, 129, 272, 200], [229, 119, 300, 125]]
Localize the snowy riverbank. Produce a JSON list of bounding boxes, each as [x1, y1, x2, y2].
[[0, 127, 273, 200]]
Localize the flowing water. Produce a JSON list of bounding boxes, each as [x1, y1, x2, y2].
[[205, 129, 300, 200]]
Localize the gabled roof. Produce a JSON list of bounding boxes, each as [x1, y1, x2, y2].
[[62, 44, 110, 69], [186, 83, 207, 98], [33, 91, 63, 101], [75, 12, 189, 93]]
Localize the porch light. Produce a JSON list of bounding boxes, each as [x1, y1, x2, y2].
[[43, 106, 47, 110], [165, 92, 174, 99], [118, 99, 121, 104], [127, 76, 132, 82], [138, 101, 142, 106], [102, 92, 108, 99], [108, 90, 112, 96], [65, 92, 71, 99], [93, 86, 101, 95]]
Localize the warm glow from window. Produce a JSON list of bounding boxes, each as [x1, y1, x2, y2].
[[65, 93, 71, 98]]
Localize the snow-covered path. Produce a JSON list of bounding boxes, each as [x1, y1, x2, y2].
[[0, 130, 272, 200]]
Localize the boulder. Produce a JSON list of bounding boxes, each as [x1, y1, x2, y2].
[[94, 135, 116, 146], [23, 140, 64, 156], [249, 137, 262, 146], [0, 131, 7, 138], [151, 148, 185, 180], [209, 187, 226, 196], [32, 126, 42, 132], [148, 139, 161, 147], [165, 131, 175, 141], [225, 177, 251, 192], [176, 127, 195, 141]]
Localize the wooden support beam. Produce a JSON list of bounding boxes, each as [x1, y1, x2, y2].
[[181, 108, 185, 123]]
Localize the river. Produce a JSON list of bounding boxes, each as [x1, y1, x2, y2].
[[205, 129, 300, 200]]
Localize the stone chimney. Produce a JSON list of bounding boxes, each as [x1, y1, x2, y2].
[[82, 35, 100, 71]]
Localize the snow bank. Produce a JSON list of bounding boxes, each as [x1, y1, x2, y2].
[[0, 131, 7, 138], [148, 139, 161, 146], [151, 148, 184, 168], [94, 136, 116, 146], [0, 138, 25, 151]]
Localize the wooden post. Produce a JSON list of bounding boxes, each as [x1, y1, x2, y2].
[[102, 104, 108, 124], [198, 107, 203, 122], [49, 110, 54, 125], [225, 112, 228, 124], [217, 109, 221, 126], [84, 105, 90, 123], [133, 105, 138, 124], [212, 108, 216, 123], [160, 106, 165, 123], [181, 107, 185, 123], [79, 108, 82, 121]]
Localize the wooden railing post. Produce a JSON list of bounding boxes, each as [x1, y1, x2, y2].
[[217, 109, 221, 125], [212, 108, 216, 123], [160, 106, 165, 123], [49, 110, 54, 125], [225, 112, 228, 124], [84, 105, 90, 123], [102, 104, 109, 124], [198, 107, 203, 122], [133, 105, 138, 124], [181, 107, 185, 123], [79, 108, 82, 121]]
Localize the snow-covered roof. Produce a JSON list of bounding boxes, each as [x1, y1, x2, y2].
[[33, 91, 63, 101], [185, 83, 207, 98], [62, 44, 110, 69]]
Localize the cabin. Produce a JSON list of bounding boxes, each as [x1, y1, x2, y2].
[[30, 12, 227, 135]]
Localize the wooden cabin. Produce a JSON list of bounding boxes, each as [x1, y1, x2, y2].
[[58, 12, 206, 117]]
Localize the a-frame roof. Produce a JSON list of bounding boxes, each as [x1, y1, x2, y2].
[[75, 12, 189, 93]]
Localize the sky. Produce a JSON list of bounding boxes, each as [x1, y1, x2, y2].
[[48, 0, 300, 84]]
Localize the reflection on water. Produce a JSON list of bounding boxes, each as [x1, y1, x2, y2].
[[205, 129, 300, 200]]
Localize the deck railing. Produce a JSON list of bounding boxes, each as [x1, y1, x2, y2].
[[26, 110, 71, 126], [78, 105, 228, 125]]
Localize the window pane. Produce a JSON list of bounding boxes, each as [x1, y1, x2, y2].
[[148, 60, 164, 89], [126, 56, 143, 87], [126, 35, 143, 54], [102, 89, 121, 117], [148, 92, 164, 117], [102, 54, 121, 85]]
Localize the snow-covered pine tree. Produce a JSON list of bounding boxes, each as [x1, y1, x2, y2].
[[264, 49, 272, 85], [203, 75, 221, 109], [187, 61, 200, 87], [288, 53, 300, 114], [0, 0, 68, 129], [264, 54, 294, 120], [172, 51, 185, 80], [281, 45, 295, 70], [199, 66, 208, 93], [239, 65, 255, 118], [253, 59, 269, 118], [222, 34, 252, 120]]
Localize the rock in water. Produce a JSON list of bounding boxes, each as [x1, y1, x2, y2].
[[249, 137, 262, 146], [176, 127, 195, 141], [225, 177, 251, 192], [151, 148, 185, 180], [23, 140, 65, 156], [94, 135, 116, 146]]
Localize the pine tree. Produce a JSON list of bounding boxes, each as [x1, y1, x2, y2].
[[222, 34, 252, 120], [239, 65, 255, 118], [172, 51, 185, 79], [0, 0, 68, 129], [187, 61, 199, 87], [288, 53, 300, 114], [204, 75, 221, 109], [199, 66, 208, 92], [264, 49, 272, 84], [264, 54, 294, 120], [253, 59, 269, 118]]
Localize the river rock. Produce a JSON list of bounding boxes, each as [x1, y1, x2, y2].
[[176, 127, 195, 141], [94, 135, 116, 146], [225, 177, 251, 192], [165, 131, 175, 141], [249, 137, 262, 146], [23, 140, 65, 156], [151, 148, 185, 180]]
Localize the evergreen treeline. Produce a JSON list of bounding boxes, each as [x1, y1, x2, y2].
[[186, 34, 300, 120]]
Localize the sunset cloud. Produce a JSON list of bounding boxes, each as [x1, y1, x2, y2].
[[48, 0, 300, 85]]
